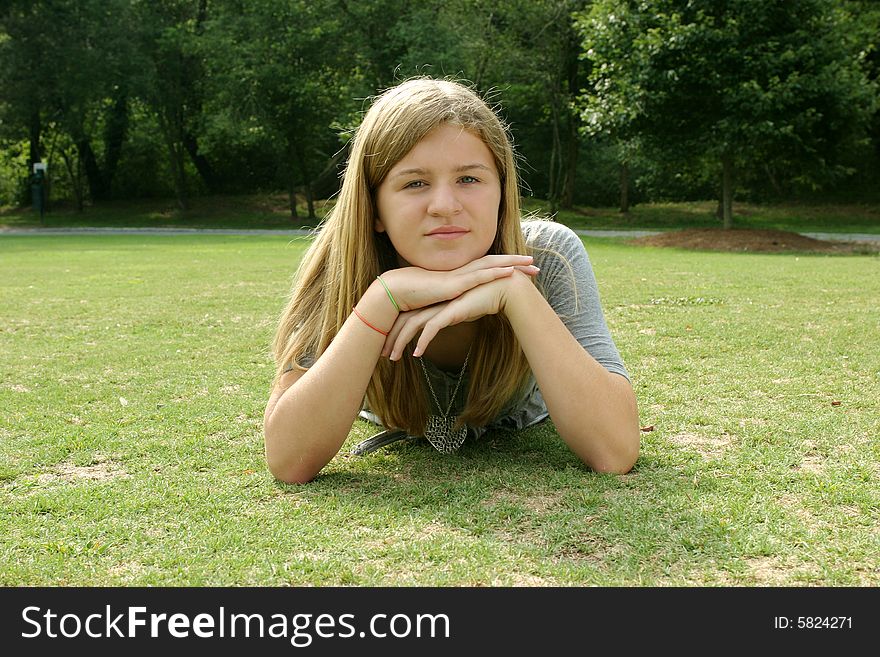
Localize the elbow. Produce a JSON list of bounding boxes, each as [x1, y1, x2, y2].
[[598, 431, 640, 474], [271, 467, 316, 486], [571, 428, 640, 475], [266, 452, 319, 485], [590, 444, 639, 475], [264, 424, 320, 485]]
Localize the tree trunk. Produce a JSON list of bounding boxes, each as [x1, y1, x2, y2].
[[291, 138, 317, 219], [561, 114, 579, 210], [560, 16, 582, 211], [172, 146, 188, 211], [157, 110, 188, 211], [763, 163, 783, 197], [102, 93, 128, 194], [60, 147, 84, 213], [548, 103, 562, 215], [287, 179, 299, 219], [77, 137, 107, 202], [619, 161, 630, 214], [183, 1, 218, 195], [721, 154, 733, 229], [29, 111, 41, 168], [305, 183, 315, 219], [183, 131, 221, 193]]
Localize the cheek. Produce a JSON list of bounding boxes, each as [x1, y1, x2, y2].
[[374, 185, 397, 232]]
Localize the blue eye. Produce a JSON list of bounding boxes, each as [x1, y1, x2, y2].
[[460, 175, 479, 184], [404, 180, 425, 189]]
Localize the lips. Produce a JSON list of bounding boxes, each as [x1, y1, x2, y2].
[[426, 225, 469, 238]]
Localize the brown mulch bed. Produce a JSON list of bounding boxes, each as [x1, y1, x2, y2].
[[628, 228, 879, 254]]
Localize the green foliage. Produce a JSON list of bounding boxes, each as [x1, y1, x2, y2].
[[579, 0, 878, 203], [0, 138, 29, 206], [196, 0, 365, 214], [1, 0, 879, 211]]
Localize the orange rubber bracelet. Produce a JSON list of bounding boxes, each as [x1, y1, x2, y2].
[[352, 307, 389, 336]]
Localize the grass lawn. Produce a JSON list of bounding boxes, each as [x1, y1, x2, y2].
[[1, 232, 877, 586], [3, 194, 880, 234]]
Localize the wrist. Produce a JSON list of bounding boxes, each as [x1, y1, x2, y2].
[[500, 269, 539, 312], [375, 274, 402, 313], [355, 280, 400, 333]]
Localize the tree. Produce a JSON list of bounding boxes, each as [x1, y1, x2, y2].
[[332, 0, 593, 211], [135, 0, 221, 210], [199, 0, 359, 219], [0, 0, 145, 208], [579, 0, 877, 227]]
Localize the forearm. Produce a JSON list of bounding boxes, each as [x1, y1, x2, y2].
[[264, 282, 396, 483], [502, 274, 640, 473]]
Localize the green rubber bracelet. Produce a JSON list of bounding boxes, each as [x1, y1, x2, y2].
[[376, 275, 401, 312]]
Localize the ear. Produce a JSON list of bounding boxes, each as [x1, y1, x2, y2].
[[374, 216, 386, 233]]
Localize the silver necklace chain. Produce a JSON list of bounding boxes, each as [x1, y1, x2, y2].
[[418, 346, 471, 453]]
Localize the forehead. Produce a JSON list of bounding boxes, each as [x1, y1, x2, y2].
[[390, 124, 496, 170]]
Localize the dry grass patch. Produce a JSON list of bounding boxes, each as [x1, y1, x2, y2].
[[551, 539, 620, 570], [36, 456, 129, 485], [481, 488, 568, 514], [745, 556, 791, 585], [795, 455, 826, 475], [777, 493, 818, 524], [489, 572, 557, 586], [668, 431, 734, 459]]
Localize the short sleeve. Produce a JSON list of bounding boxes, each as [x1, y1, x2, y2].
[[523, 220, 630, 382]]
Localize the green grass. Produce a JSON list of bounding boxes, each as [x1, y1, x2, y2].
[[1, 234, 878, 585], [4, 194, 880, 234]]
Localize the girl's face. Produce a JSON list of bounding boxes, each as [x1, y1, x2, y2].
[[374, 123, 502, 271]]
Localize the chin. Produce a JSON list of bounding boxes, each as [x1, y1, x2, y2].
[[429, 254, 475, 271], [400, 243, 492, 271]]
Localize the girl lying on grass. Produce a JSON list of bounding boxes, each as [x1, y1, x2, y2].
[[264, 78, 639, 483]]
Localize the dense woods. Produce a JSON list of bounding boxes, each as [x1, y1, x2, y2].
[[1, 0, 877, 220]]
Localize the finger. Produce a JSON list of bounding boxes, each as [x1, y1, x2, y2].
[[468, 265, 515, 288], [413, 304, 462, 358], [413, 296, 477, 357], [514, 264, 540, 276], [390, 313, 430, 361], [389, 306, 444, 360], [383, 311, 412, 357], [412, 319, 443, 358], [454, 263, 538, 297], [462, 254, 533, 273]]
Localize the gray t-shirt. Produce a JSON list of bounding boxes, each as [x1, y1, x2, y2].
[[360, 219, 629, 437]]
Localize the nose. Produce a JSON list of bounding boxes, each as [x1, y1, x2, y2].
[[427, 183, 462, 217]]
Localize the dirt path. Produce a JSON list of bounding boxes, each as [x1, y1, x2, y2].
[[627, 228, 880, 253]]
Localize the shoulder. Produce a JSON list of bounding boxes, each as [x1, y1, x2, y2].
[[521, 219, 585, 254], [520, 219, 591, 274], [520, 219, 600, 303]]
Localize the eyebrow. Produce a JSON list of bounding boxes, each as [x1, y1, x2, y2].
[[391, 163, 493, 179]]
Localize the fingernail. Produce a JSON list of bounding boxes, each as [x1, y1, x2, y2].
[[413, 348, 422, 358]]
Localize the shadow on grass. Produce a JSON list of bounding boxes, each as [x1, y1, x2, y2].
[[263, 422, 741, 583], [257, 411, 849, 586]]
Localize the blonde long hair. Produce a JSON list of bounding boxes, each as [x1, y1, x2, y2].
[[272, 78, 533, 434]]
